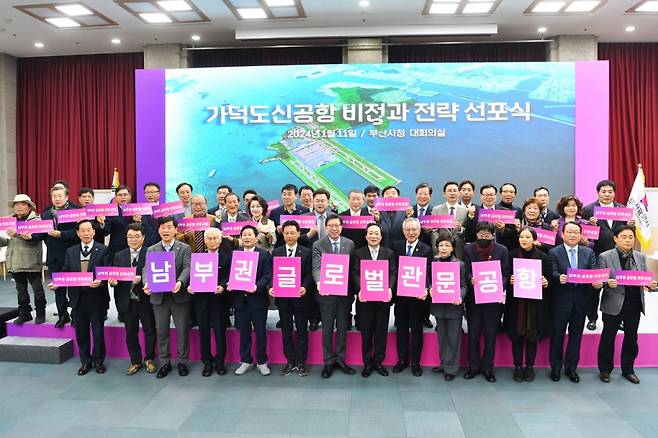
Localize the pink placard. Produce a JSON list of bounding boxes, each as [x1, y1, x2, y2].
[[55, 209, 89, 224], [478, 209, 516, 225], [397, 256, 427, 298], [614, 270, 654, 287], [267, 199, 280, 211], [593, 206, 633, 222], [280, 215, 317, 229], [95, 266, 136, 282], [419, 215, 456, 229], [51, 272, 94, 287], [85, 203, 119, 217], [431, 261, 461, 304], [373, 197, 410, 212], [513, 258, 543, 300], [341, 215, 374, 229], [531, 227, 557, 246], [272, 256, 301, 298], [360, 259, 390, 302], [580, 224, 600, 240], [221, 220, 257, 236], [145, 252, 176, 293], [177, 217, 211, 232], [190, 252, 219, 293], [16, 220, 54, 234], [228, 250, 260, 291], [122, 203, 155, 216], [319, 253, 350, 296], [473, 260, 504, 304], [152, 201, 185, 218], [567, 268, 610, 284], [0, 216, 17, 231]]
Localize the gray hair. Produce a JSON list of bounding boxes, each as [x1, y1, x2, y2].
[[204, 227, 222, 239], [402, 217, 421, 230]]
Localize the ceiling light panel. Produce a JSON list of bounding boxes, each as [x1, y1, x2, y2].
[[422, 0, 502, 16], [223, 0, 307, 19], [115, 0, 210, 23], [157, 1, 193, 11], [14, 2, 118, 28], [627, 1, 658, 13], [54, 4, 93, 16], [525, 0, 607, 14]]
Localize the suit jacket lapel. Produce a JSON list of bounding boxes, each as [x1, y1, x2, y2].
[[88, 245, 100, 269]]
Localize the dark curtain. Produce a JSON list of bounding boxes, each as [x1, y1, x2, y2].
[[388, 42, 548, 63], [17, 52, 143, 211], [191, 46, 343, 67], [599, 43, 658, 200]]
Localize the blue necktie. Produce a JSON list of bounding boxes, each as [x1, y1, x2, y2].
[[332, 242, 339, 254], [406, 245, 413, 256], [569, 248, 577, 268]]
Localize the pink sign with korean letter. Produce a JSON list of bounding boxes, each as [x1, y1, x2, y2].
[[580, 224, 600, 240], [373, 197, 410, 212], [397, 256, 427, 298], [431, 261, 461, 304], [419, 215, 456, 229], [178, 217, 210, 232], [513, 258, 543, 300], [152, 201, 185, 218], [95, 267, 136, 282], [51, 272, 94, 287], [319, 253, 350, 296], [85, 203, 119, 217], [593, 206, 633, 222], [122, 203, 155, 216], [478, 209, 516, 225], [228, 250, 260, 292], [55, 209, 89, 224], [341, 215, 374, 229], [567, 268, 610, 284], [0, 216, 17, 231], [272, 256, 301, 298], [531, 227, 557, 246], [473, 260, 504, 304], [280, 215, 316, 229], [614, 270, 654, 286], [190, 252, 219, 293], [221, 220, 257, 236], [145, 252, 176, 293], [360, 259, 389, 302], [16, 220, 54, 234]]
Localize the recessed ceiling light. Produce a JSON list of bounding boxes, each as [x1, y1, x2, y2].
[[537, 26, 548, 33], [45, 17, 81, 28], [157, 0, 192, 11], [625, 25, 636, 32], [463, 2, 494, 13], [111, 38, 121, 44], [532, 1, 566, 13], [237, 8, 268, 19], [564, 1, 600, 12], [265, 0, 296, 6], [191, 34, 201, 41], [54, 4, 93, 16], [34, 42, 44, 48], [636, 1, 658, 12], [429, 2, 459, 14], [359, 0, 370, 7], [139, 12, 173, 23]]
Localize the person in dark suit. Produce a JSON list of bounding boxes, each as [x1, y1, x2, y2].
[[42, 185, 80, 328], [135, 182, 164, 248], [76, 187, 106, 245], [408, 182, 434, 249], [505, 227, 552, 383], [533, 187, 560, 226], [143, 216, 192, 378], [458, 180, 476, 209], [548, 221, 597, 383], [214, 192, 251, 248], [353, 223, 397, 378], [96, 184, 133, 262], [392, 217, 432, 377], [514, 197, 554, 254], [430, 181, 469, 260], [270, 220, 313, 376], [109, 223, 157, 375], [463, 221, 510, 383], [188, 227, 231, 376], [596, 225, 658, 384], [430, 231, 467, 381], [226, 225, 273, 376], [339, 189, 370, 250], [379, 185, 407, 249], [208, 184, 232, 216], [269, 184, 309, 248], [582, 179, 634, 331], [48, 220, 109, 375], [312, 214, 356, 378]]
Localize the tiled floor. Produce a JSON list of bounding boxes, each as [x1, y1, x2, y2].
[[2, 281, 658, 437]]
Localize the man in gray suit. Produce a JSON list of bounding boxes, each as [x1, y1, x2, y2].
[[596, 225, 657, 384], [312, 213, 356, 378], [143, 216, 192, 378], [214, 192, 250, 248], [431, 181, 470, 260]]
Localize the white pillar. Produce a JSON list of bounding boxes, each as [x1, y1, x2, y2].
[[344, 38, 385, 64], [549, 36, 598, 61], [0, 53, 17, 214], [144, 44, 189, 69]]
